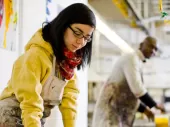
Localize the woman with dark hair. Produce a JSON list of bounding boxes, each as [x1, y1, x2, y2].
[[0, 3, 96, 127]]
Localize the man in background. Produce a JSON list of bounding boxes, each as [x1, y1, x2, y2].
[[92, 36, 165, 127]]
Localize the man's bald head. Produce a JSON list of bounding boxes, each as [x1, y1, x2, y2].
[[139, 36, 157, 59]]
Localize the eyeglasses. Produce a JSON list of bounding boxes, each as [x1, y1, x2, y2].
[[69, 26, 92, 43]]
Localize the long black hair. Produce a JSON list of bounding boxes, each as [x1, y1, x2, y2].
[[42, 3, 96, 70]]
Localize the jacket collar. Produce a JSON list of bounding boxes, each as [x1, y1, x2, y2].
[[136, 50, 146, 63]]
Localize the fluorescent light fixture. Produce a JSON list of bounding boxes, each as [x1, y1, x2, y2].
[[88, 5, 134, 53], [96, 16, 134, 53]]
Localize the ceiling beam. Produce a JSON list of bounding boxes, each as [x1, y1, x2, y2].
[[124, 0, 150, 35]]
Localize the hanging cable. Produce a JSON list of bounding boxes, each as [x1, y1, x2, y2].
[[159, 0, 168, 19]]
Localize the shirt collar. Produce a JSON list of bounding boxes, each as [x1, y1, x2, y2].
[[136, 50, 146, 63]]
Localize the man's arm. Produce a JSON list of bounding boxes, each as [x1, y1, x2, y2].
[[138, 102, 146, 113], [123, 56, 156, 108]]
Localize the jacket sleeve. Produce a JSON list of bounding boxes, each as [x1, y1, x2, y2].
[[123, 56, 157, 108], [139, 93, 157, 108], [59, 74, 80, 127], [123, 56, 147, 98], [12, 51, 44, 127], [138, 102, 146, 113]]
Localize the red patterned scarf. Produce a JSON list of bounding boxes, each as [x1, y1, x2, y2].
[[58, 48, 82, 80]]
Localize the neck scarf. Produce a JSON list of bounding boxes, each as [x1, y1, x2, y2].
[[58, 48, 82, 80]]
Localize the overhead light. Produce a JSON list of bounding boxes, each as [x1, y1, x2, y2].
[[88, 5, 134, 53], [96, 15, 134, 53]]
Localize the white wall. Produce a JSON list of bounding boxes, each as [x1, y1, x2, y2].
[[0, 49, 18, 93], [57, 0, 87, 7], [20, 0, 46, 53], [76, 68, 88, 127], [0, 0, 20, 92]]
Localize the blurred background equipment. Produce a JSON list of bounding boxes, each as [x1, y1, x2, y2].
[[88, 0, 170, 126]]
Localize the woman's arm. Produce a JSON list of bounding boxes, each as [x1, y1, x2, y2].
[[13, 50, 44, 127], [59, 74, 80, 127]]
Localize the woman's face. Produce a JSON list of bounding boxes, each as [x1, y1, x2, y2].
[[64, 23, 94, 52]]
